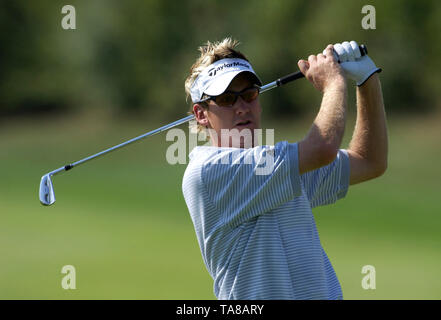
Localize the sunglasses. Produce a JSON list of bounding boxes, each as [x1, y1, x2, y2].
[[202, 85, 260, 107]]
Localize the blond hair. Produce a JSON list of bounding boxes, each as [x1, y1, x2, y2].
[[185, 38, 249, 134]]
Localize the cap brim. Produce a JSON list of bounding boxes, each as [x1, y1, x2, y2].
[[204, 71, 262, 96]]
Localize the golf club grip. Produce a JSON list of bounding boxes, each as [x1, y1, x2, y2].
[[277, 44, 368, 86], [277, 71, 304, 85]]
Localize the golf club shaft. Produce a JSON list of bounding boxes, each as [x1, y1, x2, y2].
[[46, 74, 298, 177], [46, 114, 195, 177], [47, 44, 368, 177]]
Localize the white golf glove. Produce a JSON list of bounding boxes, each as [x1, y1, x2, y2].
[[326, 40, 381, 86]]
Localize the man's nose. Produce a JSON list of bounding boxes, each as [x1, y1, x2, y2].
[[234, 96, 250, 113]]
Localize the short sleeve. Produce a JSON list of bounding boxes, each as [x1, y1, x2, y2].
[[300, 149, 350, 208], [201, 141, 301, 229]]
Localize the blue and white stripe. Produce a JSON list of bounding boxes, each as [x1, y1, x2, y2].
[[182, 141, 350, 299]]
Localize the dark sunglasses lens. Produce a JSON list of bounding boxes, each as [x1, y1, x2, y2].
[[242, 88, 259, 102], [213, 87, 259, 106], [216, 93, 237, 106]]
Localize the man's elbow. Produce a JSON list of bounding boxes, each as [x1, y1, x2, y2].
[[371, 159, 388, 178], [319, 144, 339, 166], [298, 140, 339, 174]]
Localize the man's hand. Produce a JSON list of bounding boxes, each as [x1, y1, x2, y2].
[[298, 45, 346, 93], [331, 40, 381, 86]]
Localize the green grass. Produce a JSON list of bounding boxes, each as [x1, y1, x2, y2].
[[1, 110, 440, 299]]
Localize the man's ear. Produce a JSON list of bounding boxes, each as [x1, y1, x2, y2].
[[193, 104, 210, 128]]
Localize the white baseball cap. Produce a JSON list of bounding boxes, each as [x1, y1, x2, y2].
[[190, 58, 262, 103]]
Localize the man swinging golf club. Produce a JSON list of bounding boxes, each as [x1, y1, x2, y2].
[[182, 38, 387, 299]]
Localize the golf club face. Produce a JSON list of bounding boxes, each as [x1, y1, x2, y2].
[[39, 174, 56, 206]]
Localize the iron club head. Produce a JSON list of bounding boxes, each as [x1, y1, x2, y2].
[[39, 174, 56, 206]]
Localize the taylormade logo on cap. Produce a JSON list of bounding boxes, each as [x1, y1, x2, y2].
[[207, 61, 250, 77], [190, 58, 261, 103]]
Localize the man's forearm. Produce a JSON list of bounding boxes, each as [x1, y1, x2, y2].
[[297, 46, 348, 174], [309, 80, 347, 155], [298, 80, 347, 174], [349, 73, 388, 172]]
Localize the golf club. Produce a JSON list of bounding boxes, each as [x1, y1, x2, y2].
[[39, 45, 368, 206]]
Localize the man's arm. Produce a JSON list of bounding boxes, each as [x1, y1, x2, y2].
[[297, 45, 347, 174], [346, 73, 388, 185]]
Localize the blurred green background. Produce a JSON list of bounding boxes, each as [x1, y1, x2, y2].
[[1, 0, 440, 299]]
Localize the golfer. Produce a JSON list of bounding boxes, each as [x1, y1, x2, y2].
[[182, 38, 387, 299]]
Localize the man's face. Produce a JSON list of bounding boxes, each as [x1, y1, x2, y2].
[[194, 73, 262, 148]]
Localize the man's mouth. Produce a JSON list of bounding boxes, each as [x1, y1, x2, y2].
[[235, 120, 252, 127]]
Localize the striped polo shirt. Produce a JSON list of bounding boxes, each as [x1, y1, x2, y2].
[[182, 141, 350, 299]]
